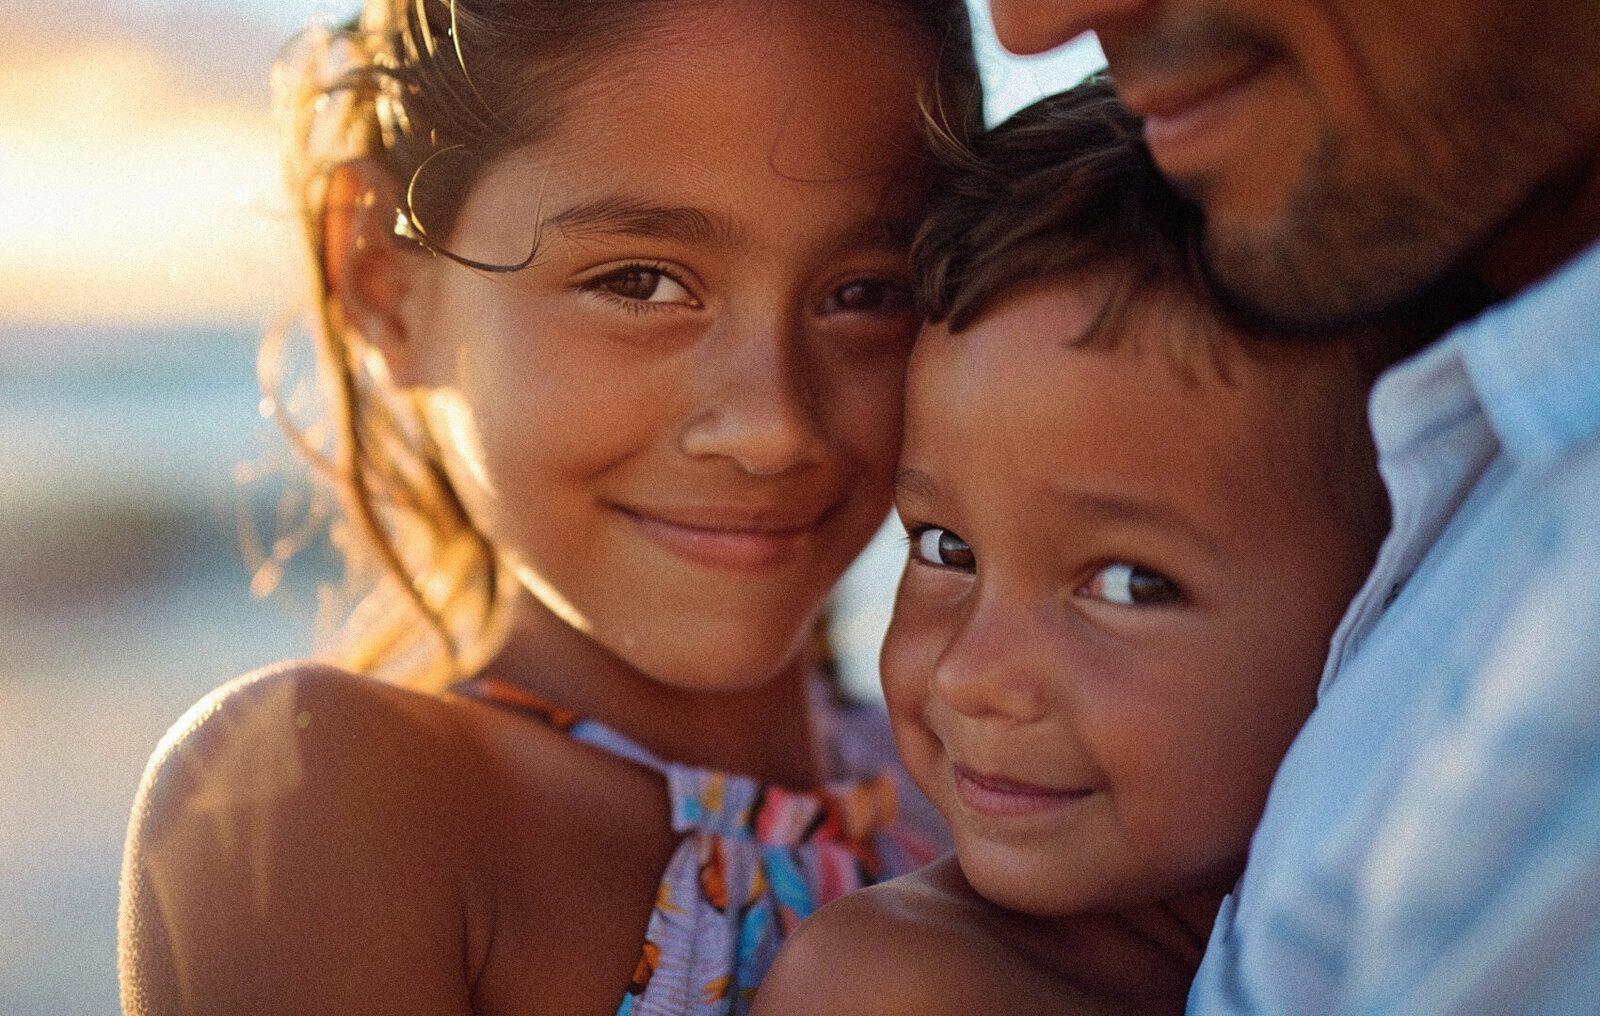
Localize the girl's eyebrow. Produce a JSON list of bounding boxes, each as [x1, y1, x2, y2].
[[893, 466, 941, 502], [548, 197, 743, 247], [548, 196, 916, 253], [838, 216, 918, 252]]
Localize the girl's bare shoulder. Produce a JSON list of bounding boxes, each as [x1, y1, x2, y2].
[[132, 660, 666, 844], [130, 662, 532, 857], [121, 661, 670, 1015], [121, 663, 482, 1011]]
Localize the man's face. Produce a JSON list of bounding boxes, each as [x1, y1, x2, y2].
[[987, 0, 1600, 330]]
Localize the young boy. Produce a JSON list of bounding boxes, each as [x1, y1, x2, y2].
[[749, 79, 1423, 1015]]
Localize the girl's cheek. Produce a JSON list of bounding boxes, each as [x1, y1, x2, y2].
[[835, 362, 909, 469]]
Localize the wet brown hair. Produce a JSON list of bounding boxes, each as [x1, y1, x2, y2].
[[263, 0, 979, 689]]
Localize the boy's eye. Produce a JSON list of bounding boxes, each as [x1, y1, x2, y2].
[[822, 278, 915, 315], [909, 526, 975, 570], [1078, 562, 1183, 606], [585, 264, 698, 306]]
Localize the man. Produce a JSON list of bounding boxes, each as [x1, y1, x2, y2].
[[983, 2, 1600, 1014]]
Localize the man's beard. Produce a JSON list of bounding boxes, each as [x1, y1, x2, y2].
[[1198, 134, 1485, 339]]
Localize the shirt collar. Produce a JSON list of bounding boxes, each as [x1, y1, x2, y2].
[[1454, 238, 1600, 462]]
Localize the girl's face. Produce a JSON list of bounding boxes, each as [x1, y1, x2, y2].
[[392, 1, 933, 691]]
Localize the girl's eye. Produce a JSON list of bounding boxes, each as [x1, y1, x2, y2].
[[1078, 562, 1183, 607], [909, 526, 975, 570], [584, 264, 698, 306], [822, 278, 915, 315]]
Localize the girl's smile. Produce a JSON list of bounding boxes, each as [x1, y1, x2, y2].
[[611, 498, 844, 575]]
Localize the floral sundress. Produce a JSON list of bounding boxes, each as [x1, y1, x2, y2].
[[453, 676, 947, 1016]]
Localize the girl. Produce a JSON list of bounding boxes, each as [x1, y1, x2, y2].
[[118, 2, 975, 1014]]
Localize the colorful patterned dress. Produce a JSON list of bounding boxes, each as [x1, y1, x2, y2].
[[453, 676, 948, 1016]]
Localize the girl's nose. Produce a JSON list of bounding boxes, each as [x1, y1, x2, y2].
[[678, 318, 829, 476], [929, 592, 1056, 725]]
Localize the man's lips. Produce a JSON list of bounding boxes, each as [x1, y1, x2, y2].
[[615, 503, 836, 573], [1117, 55, 1275, 174], [952, 765, 1090, 818]]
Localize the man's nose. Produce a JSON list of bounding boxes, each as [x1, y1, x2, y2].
[[986, 0, 1143, 56]]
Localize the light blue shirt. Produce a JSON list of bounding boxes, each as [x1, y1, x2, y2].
[[1190, 239, 1600, 1016]]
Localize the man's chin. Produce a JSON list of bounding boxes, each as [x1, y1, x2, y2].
[[1205, 232, 1497, 355], [1204, 244, 1400, 337]]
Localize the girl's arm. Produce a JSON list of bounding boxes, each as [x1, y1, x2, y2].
[[119, 664, 484, 1015]]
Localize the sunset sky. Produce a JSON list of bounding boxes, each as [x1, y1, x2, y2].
[[0, 0, 1101, 329]]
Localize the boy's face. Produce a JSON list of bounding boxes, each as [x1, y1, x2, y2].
[[882, 280, 1382, 916]]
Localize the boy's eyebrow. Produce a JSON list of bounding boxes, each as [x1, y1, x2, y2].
[[1056, 489, 1227, 561], [548, 197, 744, 247]]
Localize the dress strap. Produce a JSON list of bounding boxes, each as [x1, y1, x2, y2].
[[454, 676, 581, 729], [452, 676, 667, 772], [453, 676, 901, 847]]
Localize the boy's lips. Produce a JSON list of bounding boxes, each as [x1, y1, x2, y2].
[[615, 502, 837, 573], [951, 765, 1090, 818]]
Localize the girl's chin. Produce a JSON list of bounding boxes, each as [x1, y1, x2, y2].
[[610, 631, 819, 695]]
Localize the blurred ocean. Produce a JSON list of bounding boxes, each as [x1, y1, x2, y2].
[[0, 324, 320, 1014], [0, 322, 904, 1014]]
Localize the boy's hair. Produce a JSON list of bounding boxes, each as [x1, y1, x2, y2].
[[912, 75, 1491, 365], [915, 75, 1211, 341], [911, 75, 1493, 560], [921, 72, 1491, 380], [261, 0, 979, 689]]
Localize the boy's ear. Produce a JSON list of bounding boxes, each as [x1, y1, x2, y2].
[[324, 158, 428, 386]]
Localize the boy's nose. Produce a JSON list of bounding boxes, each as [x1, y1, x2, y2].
[[929, 592, 1056, 725], [986, 0, 1141, 55], [677, 319, 828, 476]]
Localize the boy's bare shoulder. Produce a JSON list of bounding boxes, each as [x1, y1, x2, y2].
[[752, 857, 1153, 1016], [752, 856, 1086, 1016]]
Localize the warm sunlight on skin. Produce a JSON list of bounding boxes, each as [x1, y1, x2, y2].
[[0, 42, 299, 326], [0, 2, 1098, 331]]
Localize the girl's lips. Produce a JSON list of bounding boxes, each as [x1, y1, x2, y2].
[[952, 766, 1089, 818], [619, 506, 826, 573]]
